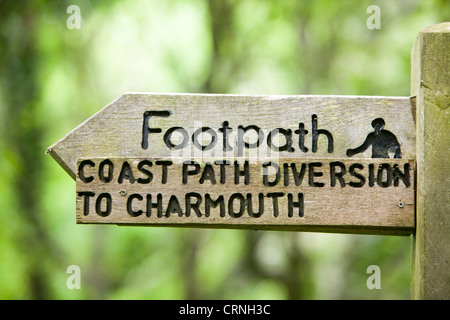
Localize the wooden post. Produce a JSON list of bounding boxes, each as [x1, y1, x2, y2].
[[411, 23, 450, 299]]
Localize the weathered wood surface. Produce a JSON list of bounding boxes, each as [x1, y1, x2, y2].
[[48, 94, 416, 180], [76, 157, 415, 235], [411, 23, 450, 299]]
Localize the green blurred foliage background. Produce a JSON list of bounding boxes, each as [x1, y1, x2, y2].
[[0, 0, 448, 299]]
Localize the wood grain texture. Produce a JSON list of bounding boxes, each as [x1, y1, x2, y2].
[[48, 94, 416, 180], [76, 157, 415, 235], [411, 23, 450, 299]]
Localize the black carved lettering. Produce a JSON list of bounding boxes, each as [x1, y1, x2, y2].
[[127, 193, 143, 217], [185, 192, 202, 217], [118, 161, 135, 184], [288, 193, 304, 217], [247, 193, 264, 218], [205, 194, 225, 217], [141, 111, 171, 149], [311, 114, 333, 153], [349, 163, 365, 188], [237, 125, 264, 157], [78, 159, 95, 183], [214, 160, 230, 184], [182, 161, 200, 184], [267, 128, 294, 152], [290, 163, 307, 186], [330, 161, 346, 187], [98, 159, 114, 183], [294, 123, 308, 152], [164, 127, 189, 150], [228, 193, 245, 218], [192, 127, 217, 151], [267, 192, 284, 217], [392, 163, 410, 187], [146, 194, 163, 217], [262, 161, 280, 187], [377, 163, 392, 188], [368, 163, 375, 187], [166, 195, 183, 217], [199, 163, 216, 184], [234, 161, 249, 185], [308, 162, 324, 187], [283, 163, 289, 187], [77, 191, 95, 216], [218, 121, 233, 151], [155, 160, 172, 184], [137, 160, 153, 184], [95, 193, 112, 217]]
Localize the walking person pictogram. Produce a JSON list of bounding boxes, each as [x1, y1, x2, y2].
[[346, 118, 401, 158]]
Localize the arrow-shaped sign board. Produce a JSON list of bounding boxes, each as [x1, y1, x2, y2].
[[48, 93, 416, 235]]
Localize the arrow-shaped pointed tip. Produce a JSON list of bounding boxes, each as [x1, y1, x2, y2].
[[45, 93, 129, 181], [46, 144, 77, 180]]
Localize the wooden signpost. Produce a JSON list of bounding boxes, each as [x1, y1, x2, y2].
[[48, 94, 415, 234], [47, 23, 449, 299]]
